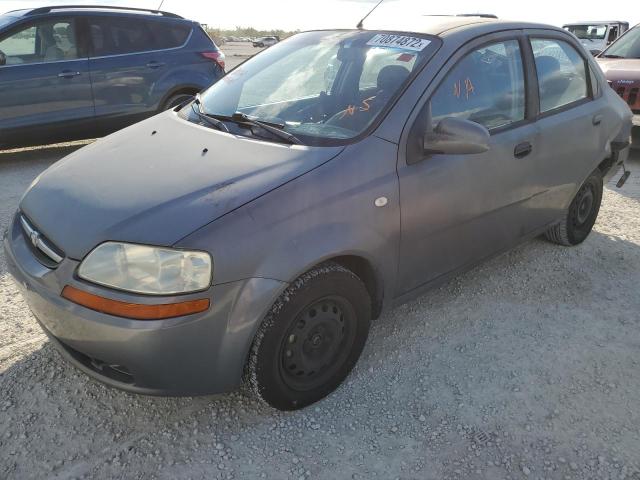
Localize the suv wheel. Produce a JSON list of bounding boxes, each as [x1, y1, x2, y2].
[[245, 262, 371, 411], [162, 92, 195, 111], [545, 169, 603, 246]]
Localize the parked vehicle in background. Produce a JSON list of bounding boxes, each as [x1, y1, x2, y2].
[[0, 5, 225, 149], [597, 23, 640, 144], [252, 36, 278, 47], [4, 17, 632, 411], [563, 21, 629, 55]]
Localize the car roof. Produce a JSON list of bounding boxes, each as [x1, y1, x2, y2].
[[2, 9, 30, 17], [3, 5, 184, 20], [362, 16, 559, 37]]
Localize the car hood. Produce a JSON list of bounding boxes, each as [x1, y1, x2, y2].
[[20, 112, 344, 260], [597, 58, 640, 85]]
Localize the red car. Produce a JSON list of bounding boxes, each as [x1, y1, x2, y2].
[[597, 24, 640, 145]]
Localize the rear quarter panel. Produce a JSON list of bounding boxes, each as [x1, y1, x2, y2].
[[151, 24, 223, 110]]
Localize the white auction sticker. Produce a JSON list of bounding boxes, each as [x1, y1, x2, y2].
[[366, 34, 431, 52]]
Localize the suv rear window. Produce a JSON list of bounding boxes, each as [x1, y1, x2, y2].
[[147, 21, 191, 49], [89, 17, 190, 56]]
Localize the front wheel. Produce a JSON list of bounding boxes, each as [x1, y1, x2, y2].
[[245, 262, 371, 411], [545, 170, 603, 246]]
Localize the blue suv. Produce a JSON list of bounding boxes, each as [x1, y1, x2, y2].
[[0, 5, 225, 149]]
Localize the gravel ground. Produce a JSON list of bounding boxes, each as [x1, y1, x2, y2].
[[0, 144, 639, 480]]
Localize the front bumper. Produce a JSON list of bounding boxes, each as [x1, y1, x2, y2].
[[3, 214, 286, 396]]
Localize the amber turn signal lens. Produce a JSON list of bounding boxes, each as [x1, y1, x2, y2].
[[61, 285, 210, 320]]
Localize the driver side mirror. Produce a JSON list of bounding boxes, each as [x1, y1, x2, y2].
[[424, 117, 490, 155], [0, 50, 6, 66]]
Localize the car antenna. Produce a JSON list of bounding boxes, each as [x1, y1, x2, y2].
[[157, 0, 165, 10], [357, 0, 386, 29]]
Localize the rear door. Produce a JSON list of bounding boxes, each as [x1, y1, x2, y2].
[[396, 33, 543, 295], [87, 15, 187, 133], [526, 33, 602, 221], [0, 16, 93, 147]]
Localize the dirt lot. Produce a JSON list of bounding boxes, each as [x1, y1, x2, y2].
[[223, 42, 263, 70], [1, 137, 639, 479]]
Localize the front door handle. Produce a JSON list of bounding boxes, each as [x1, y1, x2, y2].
[[58, 70, 81, 79], [514, 142, 533, 159], [593, 114, 603, 126], [146, 61, 166, 69]]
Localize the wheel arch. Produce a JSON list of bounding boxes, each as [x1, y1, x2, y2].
[[157, 84, 203, 111], [288, 254, 384, 320]]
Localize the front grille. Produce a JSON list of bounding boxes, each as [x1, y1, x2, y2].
[[19, 214, 64, 267]]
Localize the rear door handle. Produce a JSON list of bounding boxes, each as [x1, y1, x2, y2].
[[593, 114, 603, 126], [146, 61, 166, 69], [514, 142, 533, 158], [58, 70, 81, 79]]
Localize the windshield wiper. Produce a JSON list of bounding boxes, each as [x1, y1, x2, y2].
[[191, 95, 230, 133], [206, 111, 302, 145], [601, 54, 624, 59]]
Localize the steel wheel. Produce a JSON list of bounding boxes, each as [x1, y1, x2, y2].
[[279, 296, 356, 392]]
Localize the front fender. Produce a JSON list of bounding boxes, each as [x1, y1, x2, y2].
[[176, 136, 401, 310]]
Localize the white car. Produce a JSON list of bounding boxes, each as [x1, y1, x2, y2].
[[253, 36, 278, 48], [563, 21, 629, 55]]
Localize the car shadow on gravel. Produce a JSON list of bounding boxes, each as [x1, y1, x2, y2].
[[1, 226, 639, 479]]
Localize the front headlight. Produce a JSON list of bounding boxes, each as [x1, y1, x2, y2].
[[78, 242, 212, 295]]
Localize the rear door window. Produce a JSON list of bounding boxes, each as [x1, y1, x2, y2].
[[430, 40, 526, 131], [146, 20, 191, 49], [530, 38, 589, 113], [88, 17, 155, 56]]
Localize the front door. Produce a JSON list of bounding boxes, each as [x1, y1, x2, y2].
[[396, 36, 542, 296], [0, 17, 93, 147]]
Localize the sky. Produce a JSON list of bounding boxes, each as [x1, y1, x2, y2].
[[1, 0, 639, 32]]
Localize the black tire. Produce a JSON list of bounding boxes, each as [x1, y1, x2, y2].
[[545, 170, 603, 246], [161, 92, 195, 111], [245, 262, 371, 411]]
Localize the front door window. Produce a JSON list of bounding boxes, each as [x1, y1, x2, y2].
[[0, 19, 78, 65]]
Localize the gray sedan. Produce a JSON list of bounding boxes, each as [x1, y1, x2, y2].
[[3, 17, 632, 411]]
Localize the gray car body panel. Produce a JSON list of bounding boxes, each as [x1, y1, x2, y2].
[[4, 19, 633, 395]]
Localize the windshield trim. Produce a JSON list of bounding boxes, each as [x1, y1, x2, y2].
[[202, 29, 443, 147]]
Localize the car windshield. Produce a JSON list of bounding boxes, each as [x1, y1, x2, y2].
[[565, 24, 607, 40], [602, 26, 640, 58], [197, 30, 439, 146]]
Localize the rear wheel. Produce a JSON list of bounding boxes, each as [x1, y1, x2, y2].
[[545, 170, 603, 246], [161, 92, 196, 111], [245, 262, 371, 411]]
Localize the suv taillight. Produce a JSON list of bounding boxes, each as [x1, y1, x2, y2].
[[201, 51, 225, 70]]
